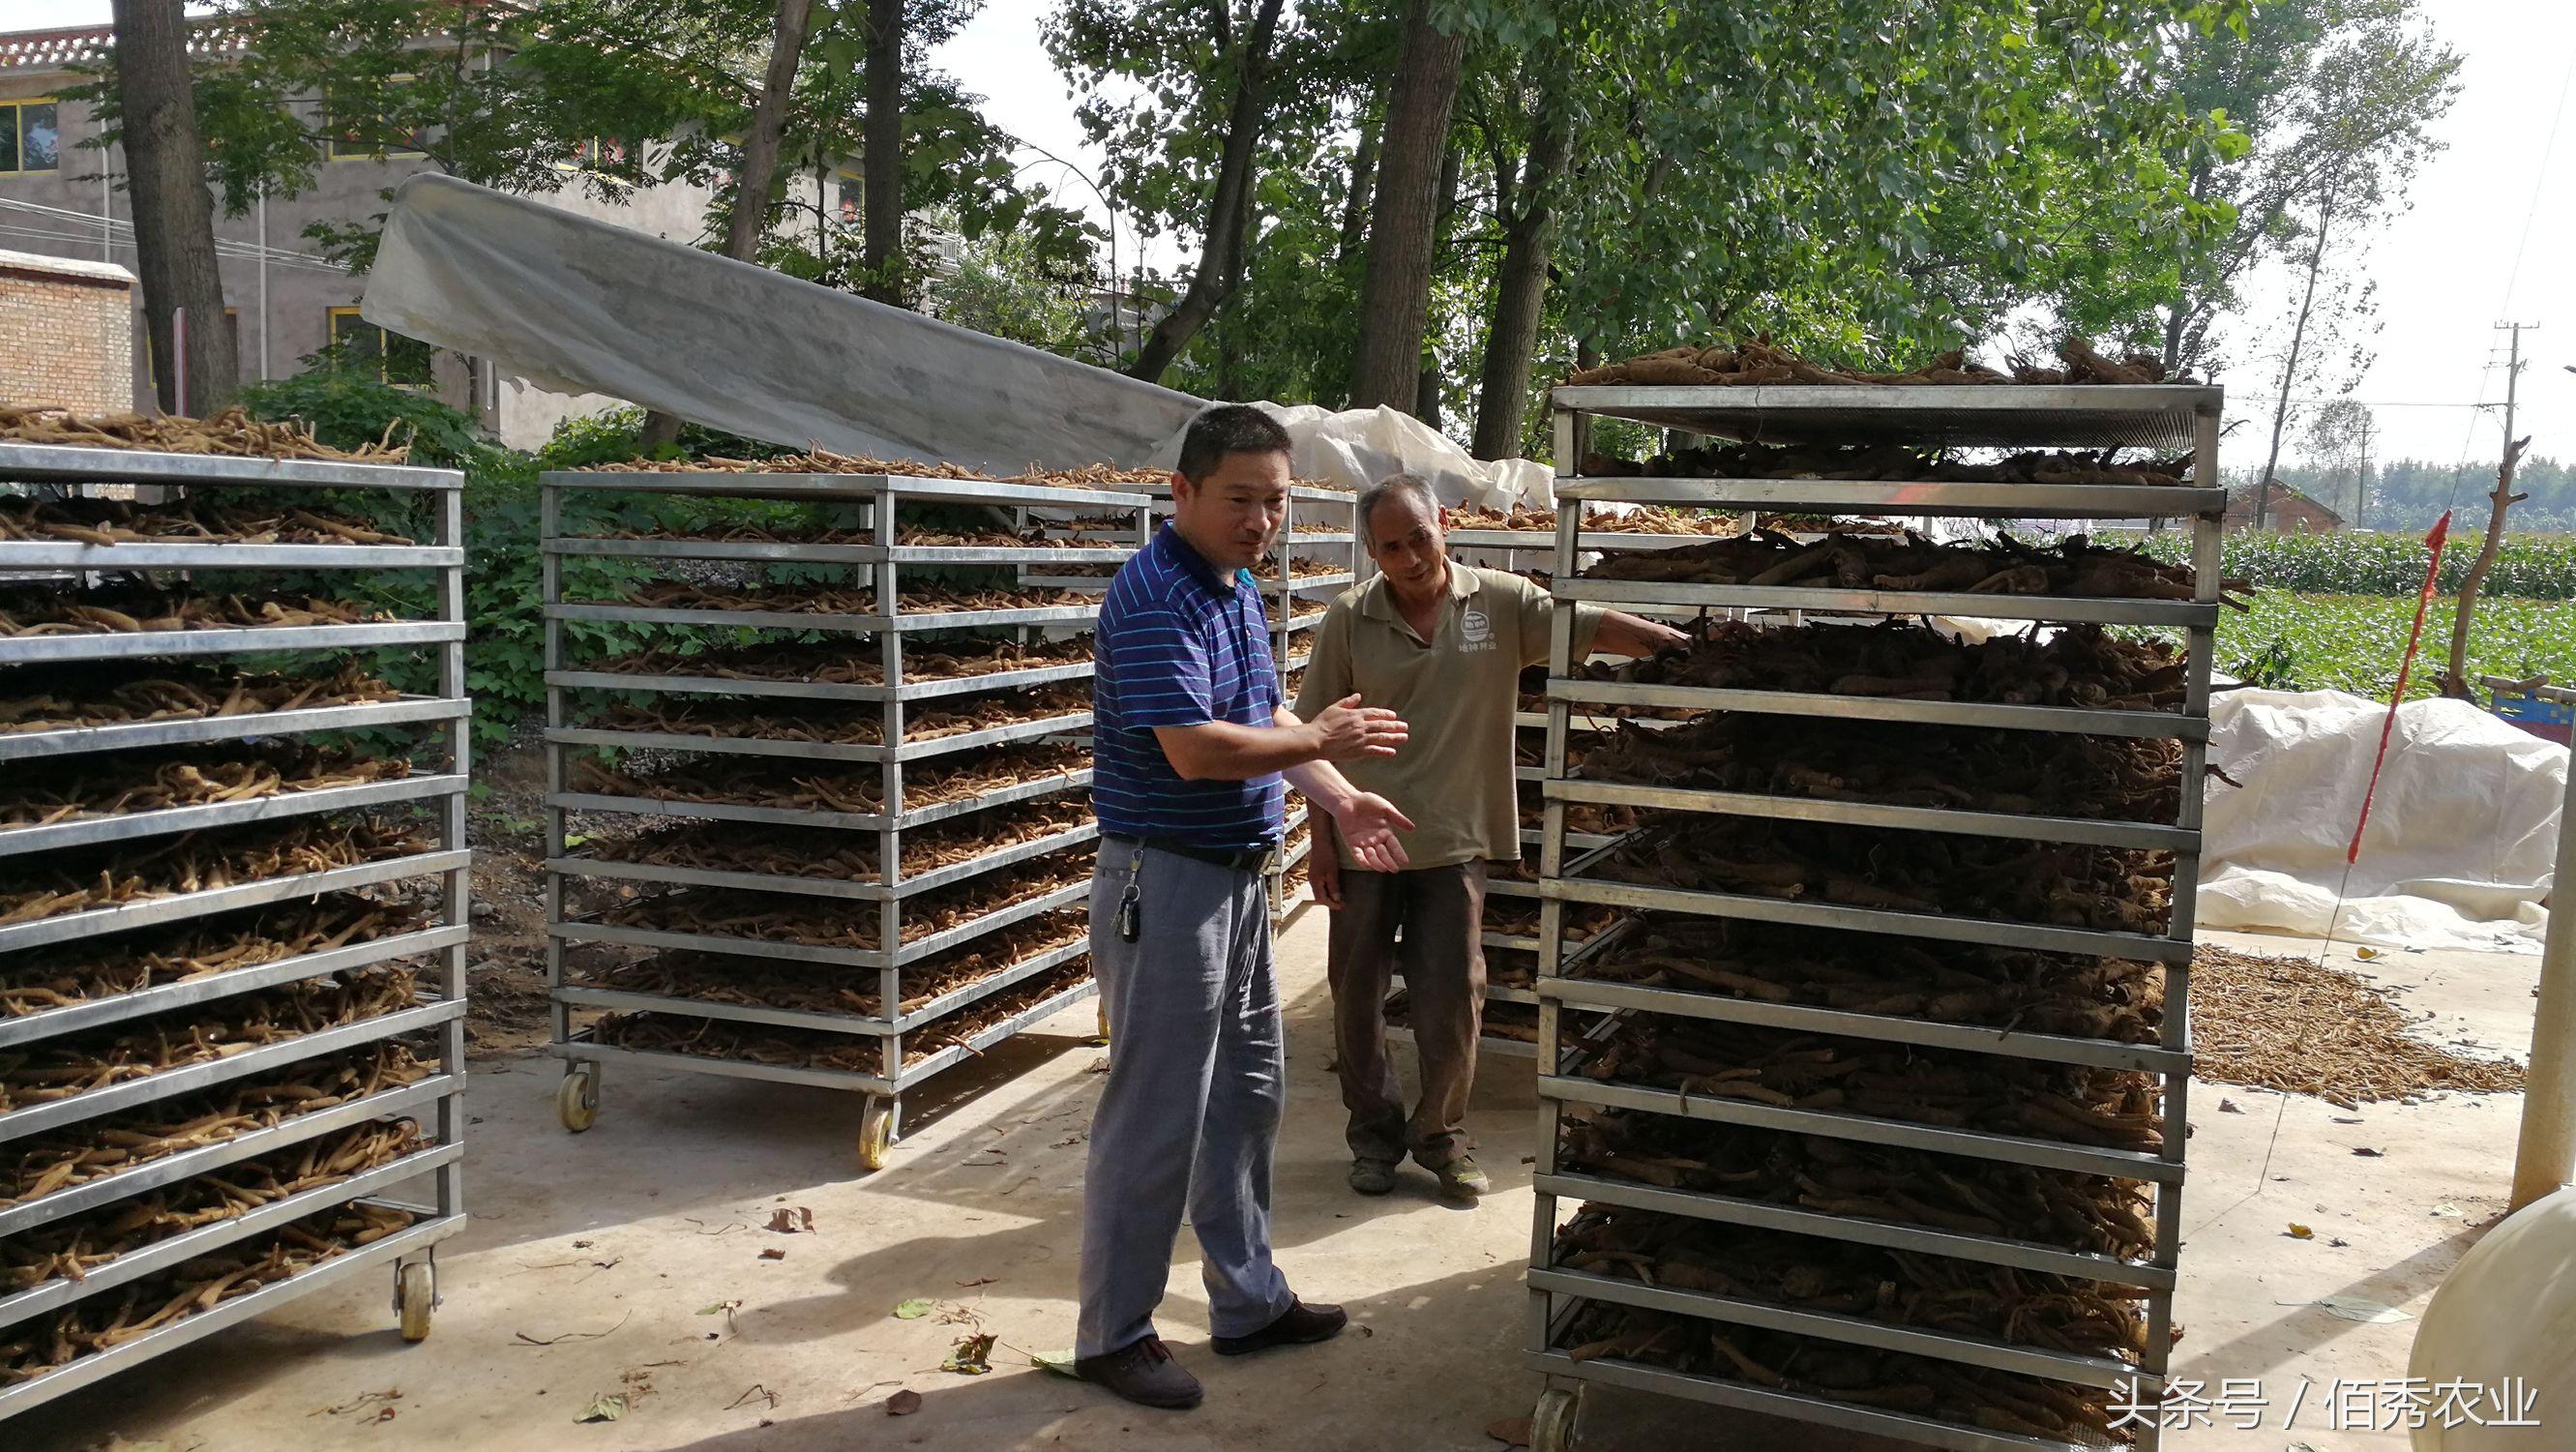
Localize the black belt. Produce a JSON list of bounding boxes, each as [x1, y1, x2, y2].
[[1106, 834, 1278, 874]]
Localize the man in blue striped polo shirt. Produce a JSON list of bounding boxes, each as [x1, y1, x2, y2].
[[1077, 404, 1417, 1410]]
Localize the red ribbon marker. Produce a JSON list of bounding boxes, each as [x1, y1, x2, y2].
[[2346, 510, 2453, 864]]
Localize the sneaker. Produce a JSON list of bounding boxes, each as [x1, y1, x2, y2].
[[1211, 1298, 1348, 1357], [1348, 1157, 1397, 1196], [1075, 1336, 1203, 1409], [1428, 1153, 1492, 1200]]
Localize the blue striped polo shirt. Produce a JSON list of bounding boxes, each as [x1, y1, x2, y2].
[[1090, 522, 1285, 847]]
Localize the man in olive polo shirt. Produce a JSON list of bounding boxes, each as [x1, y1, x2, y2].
[[1294, 473, 1685, 1200]]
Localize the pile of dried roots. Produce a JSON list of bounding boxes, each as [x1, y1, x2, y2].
[[1445, 504, 1745, 537], [2192, 945, 2525, 1103], [591, 959, 1091, 1068], [1, 898, 428, 1018], [0, 1043, 431, 1206], [0, 589, 387, 637], [584, 580, 1084, 616], [582, 796, 1091, 883], [1482, 896, 1617, 944], [597, 851, 1092, 950], [0, 497, 415, 546], [1568, 917, 2163, 1044], [0, 1202, 416, 1386], [1559, 1108, 2156, 1261], [583, 635, 1091, 685], [582, 685, 1087, 746], [570, 740, 1084, 814], [1576, 1017, 2163, 1153], [581, 909, 1086, 1020], [0, 748, 411, 830], [1583, 529, 2241, 606], [0, 404, 407, 461], [1600, 815, 2172, 934], [1579, 440, 2192, 489], [0, 821, 432, 928], [1565, 336, 2186, 389], [1573, 619, 2187, 713], [0, 663, 402, 735], [2, 1119, 422, 1292], [1579, 713, 2183, 823], [0, 969, 418, 1112]]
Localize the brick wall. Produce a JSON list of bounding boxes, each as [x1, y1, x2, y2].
[[0, 250, 138, 415]]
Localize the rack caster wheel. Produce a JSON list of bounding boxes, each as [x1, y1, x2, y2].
[[858, 1099, 895, 1170], [557, 1064, 600, 1133], [397, 1260, 436, 1343], [1531, 1386, 1582, 1452]]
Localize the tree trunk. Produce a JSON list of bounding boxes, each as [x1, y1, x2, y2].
[[1412, 145, 1462, 428], [644, 0, 814, 446], [2441, 435, 2531, 698], [1348, 0, 1466, 412], [861, 0, 903, 304], [1126, 0, 1288, 383], [2253, 188, 2337, 531], [112, 0, 236, 415], [1471, 104, 1570, 460], [1336, 115, 1380, 261]]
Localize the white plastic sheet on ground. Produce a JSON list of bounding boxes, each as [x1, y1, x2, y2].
[[2199, 688, 2565, 954], [364, 175, 1554, 505]]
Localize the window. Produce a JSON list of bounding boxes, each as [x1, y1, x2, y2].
[[835, 166, 861, 224], [1, 99, 59, 174], [328, 307, 433, 386], [325, 77, 425, 161]]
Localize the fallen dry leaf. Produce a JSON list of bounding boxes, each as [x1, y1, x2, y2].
[[2287, 1223, 2315, 1240], [576, 1394, 625, 1425], [1486, 1416, 1533, 1446], [766, 1206, 814, 1234], [942, 1333, 996, 1376], [887, 1389, 923, 1416], [758, 1247, 786, 1261], [2218, 1098, 2242, 1113], [2354, 1146, 2384, 1157]]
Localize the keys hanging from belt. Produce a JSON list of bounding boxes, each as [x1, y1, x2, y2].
[[1116, 882, 1141, 942]]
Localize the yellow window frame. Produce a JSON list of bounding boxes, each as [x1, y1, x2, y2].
[[327, 306, 434, 387], [1, 96, 62, 176]]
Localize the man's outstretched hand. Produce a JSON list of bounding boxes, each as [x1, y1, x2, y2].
[[1309, 694, 1408, 761], [1329, 791, 1415, 872]]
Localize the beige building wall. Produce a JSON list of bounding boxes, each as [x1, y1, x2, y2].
[[0, 248, 134, 413]]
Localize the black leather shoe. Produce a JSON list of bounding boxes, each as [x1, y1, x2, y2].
[[1076, 1336, 1203, 1408], [1211, 1298, 1348, 1356]]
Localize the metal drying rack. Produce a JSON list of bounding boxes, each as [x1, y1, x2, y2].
[[1520, 382, 2220, 1452], [538, 471, 1152, 1169], [0, 441, 470, 1418]]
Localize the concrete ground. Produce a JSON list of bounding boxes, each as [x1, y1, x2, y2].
[[9, 921, 2542, 1452]]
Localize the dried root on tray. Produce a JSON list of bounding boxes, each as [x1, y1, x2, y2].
[[1575, 1016, 2163, 1153], [573, 451, 1170, 490], [0, 1201, 417, 1386], [1557, 1200, 2157, 1360], [0, 820, 434, 928], [0, 969, 420, 1112], [1443, 504, 1745, 538], [0, 587, 388, 637], [1578, 439, 2194, 489], [1601, 815, 2173, 935], [1583, 528, 2246, 607], [584, 634, 1091, 685], [0, 897, 429, 1019], [593, 520, 1118, 550], [579, 580, 1087, 617], [0, 496, 416, 547], [0, 404, 407, 461], [0, 747, 412, 830], [0, 663, 402, 736], [596, 849, 1094, 950], [1565, 335, 2189, 389], [1249, 556, 1353, 580], [1482, 896, 1616, 943], [1487, 945, 1537, 990], [1571, 618, 2187, 713], [582, 796, 1092, 883], [582, 685, 1088, 747], [2, 1119, 422, 1292], [1261, 597, 1330, 629], [1580, 712, 2183, 824], [569, 740, 1085, 814], [1560, 1108, 2156, 1261], [577, 909, 1088, 1020], [1554, 1300, 2131, 1444], [1570, 916, 2163, 1045], [0, 1042, 431, 1207], [1517, 780, 1636, 839], [590, 960, 1092, 1069]]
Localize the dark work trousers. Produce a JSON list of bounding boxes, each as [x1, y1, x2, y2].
[[1076, 840, 1293, 1358], [1327, 861, 1487, 1168]]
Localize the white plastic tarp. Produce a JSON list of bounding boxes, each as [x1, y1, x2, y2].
[[364, 175, 1556, 507], [2198, 688, 2565, 953]]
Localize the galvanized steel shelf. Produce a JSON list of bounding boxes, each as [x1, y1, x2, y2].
[[0, 442, 470, 1416], [539, 469, 1136, 1168], [1519, 382, 2214, 1452]]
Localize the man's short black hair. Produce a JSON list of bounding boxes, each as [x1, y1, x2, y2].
[[1176, 404, 1292, 483]]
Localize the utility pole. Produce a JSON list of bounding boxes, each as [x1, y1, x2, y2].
[[2441, 322, 2535, 697], [2354, 407, 2374, 530]]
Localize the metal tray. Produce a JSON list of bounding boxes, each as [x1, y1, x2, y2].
[[551, 878, 1089, 970], [0, 849, 472, 955], [0, 924, 468, 1051], [0, 696, 470, 764], [537, 470, 1151, 510], [546, 536, 1135, 567], [1550, 577, 2217, 630], [1552, 474, 2221, 521], [0, 543, 462, 571], [553, 938, 1090, 1039], [0, 773, 467, 860], [1544, 874, 2189, 965], [547, 659, 1094, 704], [544, 712, 1088, 766], [547, 767, 1088, 833], [0, 442, 464, 491], [0, 620, 466, 666], [548, 821, 1096, 903], [1523, 1348, 2100, 1452], [548, 601, 1104, 635], [1546, 679, 2203, 743], [1550, 382, 2217, 452], [1541, 778, 2199, 853]]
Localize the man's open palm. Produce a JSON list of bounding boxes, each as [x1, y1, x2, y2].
[[1331, 792, 1416, 872]]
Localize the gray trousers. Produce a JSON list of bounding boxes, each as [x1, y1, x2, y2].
[[1327, 862, 1486, 1167], [1076, 840, 1294, 1358]]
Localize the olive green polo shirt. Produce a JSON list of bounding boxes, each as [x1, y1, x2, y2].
[[1293, 563, 1603, 870]]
